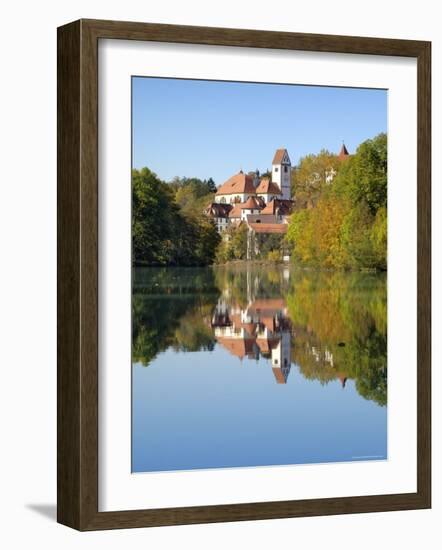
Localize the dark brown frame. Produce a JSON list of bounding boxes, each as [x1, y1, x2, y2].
[[57, 18, 431, 531]]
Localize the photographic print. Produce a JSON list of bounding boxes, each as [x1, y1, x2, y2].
[[131, 77, 388, 473]]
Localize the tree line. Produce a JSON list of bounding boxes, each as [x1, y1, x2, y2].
[[133, 133, 387, 270]]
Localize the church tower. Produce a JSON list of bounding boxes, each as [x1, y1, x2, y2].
[[272, 149, 291, 200]]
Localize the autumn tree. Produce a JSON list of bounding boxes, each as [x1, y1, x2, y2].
[[287, 133, 387, 270], [370, 206, 387, 270], [215, 223, 248, 263], [291, 149, 341, 209], [333, 133, 387, 214]]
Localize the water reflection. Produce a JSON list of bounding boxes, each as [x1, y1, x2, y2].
[[132, 264, 387, 471], [133, 264, 387, 405], [212, 298, 292, 383]]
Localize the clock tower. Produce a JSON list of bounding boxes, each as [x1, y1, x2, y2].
[[271, 148, 291, 200]]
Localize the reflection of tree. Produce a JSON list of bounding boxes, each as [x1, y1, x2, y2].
[[132, 267, 219, 366], [287, 271, 387, 406], [172, 304, 216, 353], [213, 263, 291, 307]]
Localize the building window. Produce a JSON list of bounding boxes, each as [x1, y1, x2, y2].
[[284, 166, 288, 173], [274, 167, 279, 172], [220, 197, 226, 203]]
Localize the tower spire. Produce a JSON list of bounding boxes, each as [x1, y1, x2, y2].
[[338, 142, 350, 160]]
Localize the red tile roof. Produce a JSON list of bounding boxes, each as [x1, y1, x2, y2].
[[272, 367, 288, 384], [255, 178, 281, 195], [240, 196, 262, 209], [337, 373, 348, 388], [228, 204, 242, 218], [248, 222, 288, 234], [272, 148, 289, 164], [249, 299, 286, 311], [206, 203, 233, 218], [246, 214, 279, 224], [260, 199, 277, 215], [229, 313, 242, 326], [260, 316, 276, 332], [216, 337, 256, 359], [240, 322, 257, 335], [216, 172, 256, 195], [338, 143, 350, 160], [257, 336, 280, 353], [256, 338, 271, 353], [260, 198, 293, 216]]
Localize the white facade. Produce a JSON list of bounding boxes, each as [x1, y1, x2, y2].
[[240, 207, 261, 221], [214, 192, 252, 204], [214, 217, 229, 231], [257, 192, 279, 202], [272, 150, 292, 200]]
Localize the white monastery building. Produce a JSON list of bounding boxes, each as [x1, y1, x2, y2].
[[206, 148, 294, 233]]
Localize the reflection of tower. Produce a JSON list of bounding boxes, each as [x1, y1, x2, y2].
[[246, 265, 252, 303], [211, 276, 293, 383], [271, 330, 291, 384], [337, 373, 347, 388]]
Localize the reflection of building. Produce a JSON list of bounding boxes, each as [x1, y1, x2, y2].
[[271, 331, 291, 384], [310, 345, 334, 367], [337, 373, 348, 388], [211, 297, 292, 384]]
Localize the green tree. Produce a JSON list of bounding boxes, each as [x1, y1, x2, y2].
[[287, 133, 387, 270], [215, 224, 248, 263], [340, 201, 376, 268], [333, 133, 387, 214], [370, 206, 387, 270], [231, 223, 248, 259], [132, 167, 179, 265], [206, 177, 217, 193], [193, 217, 221, 265], [132, 168, 220, 266]]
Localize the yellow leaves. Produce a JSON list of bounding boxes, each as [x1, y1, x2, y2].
[[288, 195, 351, 268]]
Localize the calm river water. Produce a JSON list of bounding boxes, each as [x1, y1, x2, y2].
[[132, 264, 387, 472]]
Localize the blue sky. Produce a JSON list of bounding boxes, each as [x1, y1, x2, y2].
[[132, 77, 387, 185]]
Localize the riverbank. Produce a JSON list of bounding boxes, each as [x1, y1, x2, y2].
[[213, 259, 385, 272]]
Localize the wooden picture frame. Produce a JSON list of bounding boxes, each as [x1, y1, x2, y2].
[[57, 18, 431, 530]]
